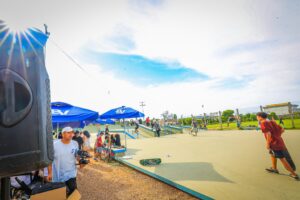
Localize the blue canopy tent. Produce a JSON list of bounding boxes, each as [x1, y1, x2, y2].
[[99, 106, 145, 147], [51, 102, 99, 130], [99, 106, 144, 119]]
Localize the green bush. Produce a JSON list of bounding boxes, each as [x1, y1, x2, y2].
[[269, 112, 278, 120], [222, 110, 234, 121]]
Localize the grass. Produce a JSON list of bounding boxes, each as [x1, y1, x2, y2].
[[84, 120, 300, 132], [206, 119, 300, 130]]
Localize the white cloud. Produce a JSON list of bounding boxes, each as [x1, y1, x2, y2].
[[1, 0, 300, 118]]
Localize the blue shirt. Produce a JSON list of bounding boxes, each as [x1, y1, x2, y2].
[[52, 140, 79, 182]]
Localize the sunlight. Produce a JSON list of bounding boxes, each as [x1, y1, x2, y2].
[[3, 18, 30, 35], [0, 19, 43, 71]]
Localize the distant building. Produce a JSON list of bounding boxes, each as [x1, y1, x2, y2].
[[263, 102, 299, 115]]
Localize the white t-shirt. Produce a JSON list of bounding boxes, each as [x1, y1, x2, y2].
[[52, 140, 79, 182]]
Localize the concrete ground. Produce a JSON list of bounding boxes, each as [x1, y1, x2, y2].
[[119, 130, 300, 200]]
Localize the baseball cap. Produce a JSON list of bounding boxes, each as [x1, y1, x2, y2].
[[62, 127, 73, 133]]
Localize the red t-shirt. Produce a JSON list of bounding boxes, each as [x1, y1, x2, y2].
[[96, 136, 103, 147], [260, 120, 286, 150]]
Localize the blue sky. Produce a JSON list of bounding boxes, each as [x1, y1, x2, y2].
[[1, 0, 300, 117], [81, 51, 209, 85]]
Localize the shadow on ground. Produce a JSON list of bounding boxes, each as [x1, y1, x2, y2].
[[152, 162, 233, 183]]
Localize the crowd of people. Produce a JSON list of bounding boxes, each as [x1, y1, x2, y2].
[[9, 113, 298, 199], [44, 125, 124, 196], [94, 126, 123, 161], [144, 117, 161, 137]]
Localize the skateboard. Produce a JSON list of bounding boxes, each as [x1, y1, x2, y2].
[[139, 158, 161, 166], [282, 149, 296, 171]]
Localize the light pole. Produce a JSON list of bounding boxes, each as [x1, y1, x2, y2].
[[140, 101, 146, 119]]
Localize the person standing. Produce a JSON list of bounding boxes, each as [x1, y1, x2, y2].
[[236, 116, 241, 128], [73, 130, 84, 150], [134, 120, 139, 133], [279, 117, 284, 127], [105, 125, 110, 134], [154, 120, 161, 137], [146, 117, 150, 127], [94, 131, 104, 160], [138, 118, 143, 125], [256, 112, 298, 180], [151, 119, 155, 130], [203, 119, 207, 129], [82, 130, 92, 151], [190, 119, 198, 136], [47, 127, 87, 196]]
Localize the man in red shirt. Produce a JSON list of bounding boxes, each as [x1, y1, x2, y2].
[[257, 112, 298, 180], [146, 117, 150, 127]]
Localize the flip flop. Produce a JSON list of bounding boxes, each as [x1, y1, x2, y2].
[[265, 168, 279, 174], [289, 174, 299, 180]]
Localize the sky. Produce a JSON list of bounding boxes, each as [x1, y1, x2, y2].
[[1, 0, 300, 118]]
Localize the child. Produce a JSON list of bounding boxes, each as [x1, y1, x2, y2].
[[94, 132, 104, 160]]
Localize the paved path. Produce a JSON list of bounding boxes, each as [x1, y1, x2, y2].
[[120, 130, 300, 200]]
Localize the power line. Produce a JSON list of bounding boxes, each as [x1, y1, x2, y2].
[[48, 38, 90, 75]]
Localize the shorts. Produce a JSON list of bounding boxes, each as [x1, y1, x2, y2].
[[96, 147, 103, 153], [269, 150, 285, 158], [65, 177, 77, 196]]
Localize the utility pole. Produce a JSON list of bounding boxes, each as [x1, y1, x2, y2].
[[236, 108, 241, 128], [219, 111, 223, 130], [288, 102, 295, 129], [260, 105, 263, 112], [140, 101, 146, 119]]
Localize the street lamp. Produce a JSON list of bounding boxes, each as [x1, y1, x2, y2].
[[140, 101, 146, 119]]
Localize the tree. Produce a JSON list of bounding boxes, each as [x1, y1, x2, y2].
[[174, 114, 177, 120], [185, 117, 192, 125], [249, 114, 257, 121], [222, 110, 234, 121], [245, 113, 251, 121], [178, 118, 183, 125], [269, 112, 278, 120]]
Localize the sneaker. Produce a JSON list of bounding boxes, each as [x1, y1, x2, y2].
[[290, 174, 299, 180], [265, 168, 279, 174]]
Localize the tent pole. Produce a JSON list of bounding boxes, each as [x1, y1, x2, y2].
[[124, 118, 127, 149], [57, 122, 59, 138]]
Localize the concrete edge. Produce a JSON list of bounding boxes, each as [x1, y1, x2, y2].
[[115, 157, 214, 200]]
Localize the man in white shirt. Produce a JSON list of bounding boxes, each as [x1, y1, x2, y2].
[[47, 127, 85, 196]]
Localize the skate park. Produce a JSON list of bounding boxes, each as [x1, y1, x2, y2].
[[113, 129, 300, 200]]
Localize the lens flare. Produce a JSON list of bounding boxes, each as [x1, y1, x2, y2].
[[2, 18, 30, 35], [0, 19, 46, 72]]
